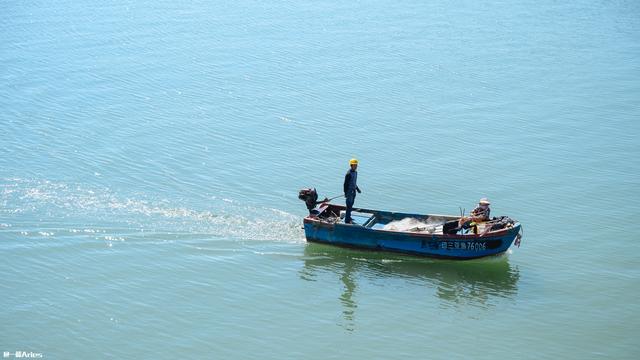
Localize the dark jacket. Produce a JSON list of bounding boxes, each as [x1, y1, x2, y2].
[[343, 170, 360, 195]]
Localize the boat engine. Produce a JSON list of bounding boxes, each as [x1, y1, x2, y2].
[[298, 188, 318, 214]]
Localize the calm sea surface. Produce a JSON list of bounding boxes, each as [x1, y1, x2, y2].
[[1, 1, 639, 359]]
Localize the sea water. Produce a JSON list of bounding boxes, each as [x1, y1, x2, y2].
[[1, 1, 639, 359]]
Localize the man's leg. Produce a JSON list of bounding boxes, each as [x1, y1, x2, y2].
[[345, 193, 355, 223]]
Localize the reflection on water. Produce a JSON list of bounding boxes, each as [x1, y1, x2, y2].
[[300, 243, 520, 330], [338, 260, 357, 329]]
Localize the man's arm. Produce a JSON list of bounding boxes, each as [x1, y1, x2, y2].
[[343, 172, 350, 194]]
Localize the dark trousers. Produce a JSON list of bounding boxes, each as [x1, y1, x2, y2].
[[345, 192, 356, 223]]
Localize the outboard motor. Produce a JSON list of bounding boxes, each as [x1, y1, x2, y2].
[[298, 188, 319, 214]]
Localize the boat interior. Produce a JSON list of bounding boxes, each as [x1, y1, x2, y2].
[[314, 204, 513, 235]]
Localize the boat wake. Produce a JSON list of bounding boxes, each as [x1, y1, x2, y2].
[[1, 178, 305, 243]]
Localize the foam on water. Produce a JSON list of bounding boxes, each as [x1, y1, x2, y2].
[[0, 178, 305, 243]]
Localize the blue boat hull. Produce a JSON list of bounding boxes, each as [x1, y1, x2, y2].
[[303, 205, 521, 260]]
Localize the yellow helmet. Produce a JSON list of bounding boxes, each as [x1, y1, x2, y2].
[[349, 158, 359, 165]]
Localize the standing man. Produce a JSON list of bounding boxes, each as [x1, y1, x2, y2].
[[343, 158, 362, 224]]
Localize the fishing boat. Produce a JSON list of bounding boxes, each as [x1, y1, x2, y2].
[[298, 189, 522, 260]]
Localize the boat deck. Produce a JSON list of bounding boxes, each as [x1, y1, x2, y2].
[[333, 208, 496, 236]]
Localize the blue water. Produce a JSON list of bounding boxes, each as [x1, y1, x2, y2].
[[1, 1, 639, 358]]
